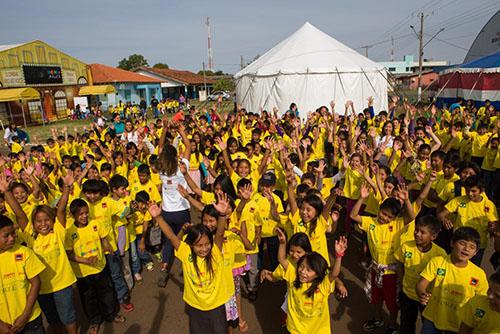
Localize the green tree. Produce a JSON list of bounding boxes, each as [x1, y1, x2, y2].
[[117, 54, 149, 71], [198, 70, 215, 76], [213, 78, 235, 92], [153, 63, 169, 69]]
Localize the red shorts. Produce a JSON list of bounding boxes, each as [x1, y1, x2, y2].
[[369, 271, 398, 315]]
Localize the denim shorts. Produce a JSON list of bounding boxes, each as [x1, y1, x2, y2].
[[38, 286, 76, 325]]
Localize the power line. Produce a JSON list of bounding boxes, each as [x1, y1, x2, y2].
[[424, 33, 470, 51], [425, 1, 499, 31]]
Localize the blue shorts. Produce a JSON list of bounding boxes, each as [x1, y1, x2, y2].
[[38, 286, 76, 325]]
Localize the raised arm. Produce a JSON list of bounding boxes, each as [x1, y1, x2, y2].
[[286, 169, 299, 216], [0, 172, 29, 230], [177, 124, 191, 161], [276, 227, 289, 271], [215, 137, 234, 176], [212, 192, 231, 250], [329, 236, 347, 282], [57, 171, 74, 227]]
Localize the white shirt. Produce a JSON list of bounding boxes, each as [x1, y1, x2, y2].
[[160, 158, 190, 212], [121, 131, 139, 145], [3, 128, 17, 144]]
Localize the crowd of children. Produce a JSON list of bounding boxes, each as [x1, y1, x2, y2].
[[0, 96, 499, 334]]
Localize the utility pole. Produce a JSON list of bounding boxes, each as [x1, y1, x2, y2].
[[240, 55, 244, 70], [206, 17, 214, 71], [361, 45, 372, 58], [417, 12, 424, 102], [202, 62, 207, 93], [390, 36, 394, 61]]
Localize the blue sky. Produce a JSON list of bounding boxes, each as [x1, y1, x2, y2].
[[1, 0, 497, 72]]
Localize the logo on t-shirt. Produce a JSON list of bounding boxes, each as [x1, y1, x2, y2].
[[484, 206, 489, 213], [188, 254, 193, 262], [369, 224, 375, 231], [388, 225, 393, 232], [404, 251, 413, 259], [102, 202, 107, 208], [15, 253, 24, 262], [470, 277, 479, 286], [474, 308, 485, 318], [93, 225, 98, 232], [459, 202, 466, 208], [71, 232, 78, 240], [437, 268, 446, 276]]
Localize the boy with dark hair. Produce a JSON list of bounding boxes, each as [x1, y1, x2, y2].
[[351, 183, 414, 333], [438, 175, 499, 264], [458, 272, 500, 333], [394, 215, 446, 334], [130, 164, 161, 204], [417, 227, 488, 333], [81, 179, 134, 313]]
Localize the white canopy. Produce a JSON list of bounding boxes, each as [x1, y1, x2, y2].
[[235, 22, 388, 118]]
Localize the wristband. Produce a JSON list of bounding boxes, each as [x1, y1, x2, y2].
[[335, 252, 345, 258]]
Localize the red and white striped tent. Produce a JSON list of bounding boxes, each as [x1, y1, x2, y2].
[[436, 51, 500, 108]]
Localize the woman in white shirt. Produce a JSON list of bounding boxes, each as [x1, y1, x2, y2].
[[154, 121, 191, 288]]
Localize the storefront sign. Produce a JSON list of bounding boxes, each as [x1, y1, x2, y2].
[[1, 69, 25, 87], [63, 70, 77, 84]]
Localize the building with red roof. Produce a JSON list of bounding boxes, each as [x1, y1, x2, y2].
[[89, 63, 163, 110], [135, 66, 214, 100]]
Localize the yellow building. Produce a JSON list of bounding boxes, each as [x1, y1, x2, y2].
[[0, 40, 91, 125]]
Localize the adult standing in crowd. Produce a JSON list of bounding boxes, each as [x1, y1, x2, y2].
[[150, 96, 159, 118]]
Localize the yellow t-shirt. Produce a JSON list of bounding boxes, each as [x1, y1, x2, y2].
[[469, 132, 490, 158], [421, 255, 488, 332], [445, 195, 499, 248], [252, 192, 284, 238], [11, 142, 23, 153], [459, 294, 500, 334], [230, 170, 259, 195], [288, 211, 330, 265], [64, 220, 110, 278], [200, 191, 216, 205], [231, 199, 262, 254], [423, 173, 460, 208], [128, 210, 152, 235], [360, 216, 404, 274], [24, 220, 77, 294], [109, 196, 132, 251], [0, 244, 45, 325], [481, 146, 498, 171], [223, 230, 247, 269], [284, 263, 334, 334], [394, 241, 446, 301], [343, 166, 364, 200], [130, 180, 161, 203], [114, 163, 128, 178], [174, 241, 233, 311]]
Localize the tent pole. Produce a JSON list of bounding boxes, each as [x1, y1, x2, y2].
[[464, 71, 483, 100], [361, 68, 379, 99], [20, 100, 28, 129], [426, 71, 457, 109], [239, 75, 255, 108], [335, 67, 346, 96], [262, 74, 280, 111]]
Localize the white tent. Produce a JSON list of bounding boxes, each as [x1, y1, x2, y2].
[[235, 22, 388, 118]]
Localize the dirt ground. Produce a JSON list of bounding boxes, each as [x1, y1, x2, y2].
[[70, 232, 495, 334]]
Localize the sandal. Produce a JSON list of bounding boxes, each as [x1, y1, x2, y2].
[[239, 319, 249, 333], [113, 315, 126, 323], [88, 324, 100, 334]]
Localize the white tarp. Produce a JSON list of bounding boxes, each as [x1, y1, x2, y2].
[[235, 22, 388, 118]]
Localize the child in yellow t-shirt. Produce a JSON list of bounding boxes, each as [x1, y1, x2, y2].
[[417, 227, 488, 333], [394, 215, 446, 333], [64, 198, 124, 332], [350, 184, 409, 333], [0, 174, 46, 333], [276, 228, 347, 334], [147, 197, 234, 333], [458, 272, 500, 334]]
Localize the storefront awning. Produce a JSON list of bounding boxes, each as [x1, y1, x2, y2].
[[79, 85, 116, 96], [0, 87, 40, 102]]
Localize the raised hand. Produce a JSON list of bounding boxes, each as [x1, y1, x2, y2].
[[63, 170, 75, 186], [213, 192, 230, 215], [215, 137, 227, 150], [179, 161, 188, 175], [360, 182, 370, 199], [148, 202, 162, 218], [238, 183, 253, 200], [0, 172, 10, 193], [335, 235, 348, 255], [276, 227, 286, 244], [397, 183, 409, 201]]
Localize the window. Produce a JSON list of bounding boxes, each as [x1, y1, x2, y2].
[[8, 54, 19, 67], [54, 91, 68, 119], [23, 51, 33, 64], [406, 67, 410, 72], [77, 77, 88, 85], [124, 89, 131, 101], [28, 101, 43, 123], [388, 67, 396, 72], [48, 52, 58, 64], [61, 58, 69, 68], [36, 45, 46, 63]]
